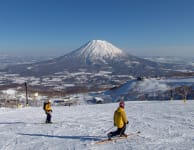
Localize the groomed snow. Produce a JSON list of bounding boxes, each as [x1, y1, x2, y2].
[[0, 101, 194, 150]]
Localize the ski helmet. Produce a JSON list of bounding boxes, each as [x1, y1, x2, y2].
[[119, 100, 125, 108]]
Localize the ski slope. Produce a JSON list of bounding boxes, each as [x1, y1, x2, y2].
[[0, 100, 193, 150]]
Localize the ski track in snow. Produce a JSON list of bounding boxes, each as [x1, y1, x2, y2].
[[0, 101, 194, 150]]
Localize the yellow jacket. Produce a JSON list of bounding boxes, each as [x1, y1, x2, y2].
[[114, 107, 128, 128], [45, 103, 52, 113]]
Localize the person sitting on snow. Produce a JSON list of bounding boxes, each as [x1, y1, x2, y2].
[[107, 100, 129, 140]]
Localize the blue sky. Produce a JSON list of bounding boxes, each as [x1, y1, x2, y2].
[[0, 0, 193, 57]]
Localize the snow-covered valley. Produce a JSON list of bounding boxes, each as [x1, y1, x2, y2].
[[0, 100, 193, 150]]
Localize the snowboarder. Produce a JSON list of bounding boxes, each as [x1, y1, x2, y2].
[[107, 100, 129, 140], [44, 100, 52, 123]]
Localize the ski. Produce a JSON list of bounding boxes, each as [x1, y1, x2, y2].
[[94, 135, 127, 144], [94, 131, 141, 145]]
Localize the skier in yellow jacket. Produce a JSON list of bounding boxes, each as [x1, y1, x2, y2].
[[107, 100, 128, 140], [44, 100, 52, 123]]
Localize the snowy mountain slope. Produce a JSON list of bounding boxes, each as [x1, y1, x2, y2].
[[68, 40, 127, 63], [103, 77, 194, 101], [0, 101, 193, 150], [104, 78, 170, 101], [3, 40, 176, 77], [104, 80, 137, 101]]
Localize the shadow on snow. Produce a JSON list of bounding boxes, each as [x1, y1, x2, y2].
[[18, 133, 104, 141], [0, 122, 25, 125]]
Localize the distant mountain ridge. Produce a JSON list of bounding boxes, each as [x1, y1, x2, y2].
[[3, 40, 175, 77]]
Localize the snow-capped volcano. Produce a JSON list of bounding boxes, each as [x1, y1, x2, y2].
[[3, 40, 175, 77], [71, 40, 126, 61]]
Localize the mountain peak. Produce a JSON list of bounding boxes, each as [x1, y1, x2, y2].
[[72, 40, 126, 60]]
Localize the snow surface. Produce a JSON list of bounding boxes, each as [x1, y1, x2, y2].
[[131, 78, 170, 93], [2, 89, 16, 95], [0, 101, 194, 150]]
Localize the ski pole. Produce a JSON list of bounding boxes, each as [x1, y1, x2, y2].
[[95, 125, 114, 137], [104, 125, 114, 134]]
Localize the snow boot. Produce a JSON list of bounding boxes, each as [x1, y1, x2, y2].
[[107, 133, 112, 140]]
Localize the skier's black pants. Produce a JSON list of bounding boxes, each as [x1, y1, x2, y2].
[[109, 124, 126, 137], [46, 112, 51, 123]]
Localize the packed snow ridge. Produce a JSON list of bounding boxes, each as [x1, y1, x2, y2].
[[73, 40, 126, 60]]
